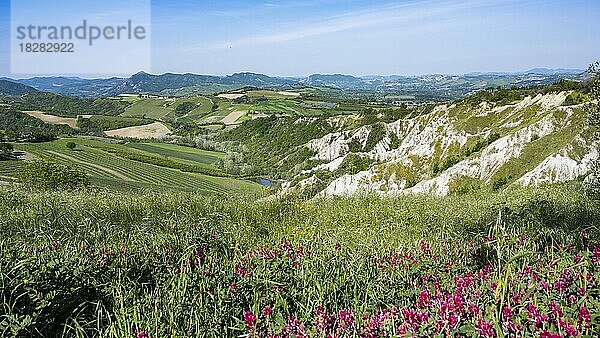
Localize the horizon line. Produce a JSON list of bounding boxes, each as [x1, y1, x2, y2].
[[0, 66, 588, 80]]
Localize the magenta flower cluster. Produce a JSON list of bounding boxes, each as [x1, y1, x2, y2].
[[240, 239, 599, 337]]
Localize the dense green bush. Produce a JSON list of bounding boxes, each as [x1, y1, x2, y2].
[[217, 116, 335, 178], [563, 91, 589, 106], [463, 87, 523, 106], [335, 153, 374, 175], [492, 176, 508, 191], [364, 123, 386, 151], [16, 159, 89, 190], [347, 138, 363, 153], [0, 142, 13, 157]]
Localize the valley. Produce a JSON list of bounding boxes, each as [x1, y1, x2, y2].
[[0, 71, 597, 198], [1, 68, 599, 338]]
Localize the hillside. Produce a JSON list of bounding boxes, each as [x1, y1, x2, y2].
[[3, 138, 260, 194], [271, 89, 597, 197], [0, 80, 38, 96]]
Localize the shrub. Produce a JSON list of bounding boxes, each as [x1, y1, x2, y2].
[[563, 91, 589, 106], [491, 176, 508, 191], [66, 141, 76, 151], [364, 122, 386, 151], [335, 153, 373, 175], [448, 175, 482, 195], [0, 142, 13, 157], [17, 159, 89, 190], [389, 133, 400, 149], [347, 138, 363, 153]]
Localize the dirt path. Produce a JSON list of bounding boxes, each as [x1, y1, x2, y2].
[[48, 151, 133, 181]]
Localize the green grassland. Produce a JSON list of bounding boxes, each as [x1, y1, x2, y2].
[[120, 96, 214, 121], [1, 138, 260, 194], [120, 98, 175, 119]]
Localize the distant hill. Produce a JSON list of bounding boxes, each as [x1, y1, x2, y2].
[[5, 72, 295, 98], [0, 79, 38, 96], [525, 68, 584, 76], [105, 71, 294, 97], [3, 68, 587, 100], [302, 74, 366, 89], [6, 76, 125, 98]]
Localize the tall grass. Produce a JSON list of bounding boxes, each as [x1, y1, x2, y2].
[[0, 184, 598, 337]]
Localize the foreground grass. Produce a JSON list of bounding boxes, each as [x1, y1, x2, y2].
[[0, 184, 599, 337]]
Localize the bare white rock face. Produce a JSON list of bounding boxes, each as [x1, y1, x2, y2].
[[285, 92, 596, 197]]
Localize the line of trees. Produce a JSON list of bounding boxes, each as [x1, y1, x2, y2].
[[585, 61, 600, 198]]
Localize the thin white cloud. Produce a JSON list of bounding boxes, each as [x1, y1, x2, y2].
[[187, 0, 535, 51]]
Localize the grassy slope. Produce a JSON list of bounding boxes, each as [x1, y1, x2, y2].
[[125, 142, 226, 166], [121, 98, 174, 119], [119, 96, 215, 126]]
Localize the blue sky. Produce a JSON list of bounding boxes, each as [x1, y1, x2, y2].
[[1, 0, 600, 77]]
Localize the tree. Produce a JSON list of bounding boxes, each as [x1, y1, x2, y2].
[[584, 61, 600, 198], [17, 159, 89, 191], [0, 142, 13, 158], [66, 141, 76, 151]]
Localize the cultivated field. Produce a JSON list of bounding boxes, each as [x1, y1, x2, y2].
[[23, 111, 78, 128], [217, 93, 246, 100], [104, 122, 171, 139], [121, 98, 173, 119], [221, 110, 246, 125], [126, 142, 225, 166], [2, 138, 259, 194]]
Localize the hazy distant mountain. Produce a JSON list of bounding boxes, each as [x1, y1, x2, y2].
[[2, 68, 587, 100], [525, 68, 584, 75], [1, 76, 124, 98], [0, 79, 38, 96], [105, 71, 294, 97]]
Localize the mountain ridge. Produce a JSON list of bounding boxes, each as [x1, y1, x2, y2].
[[2, 68, 586, 99]]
